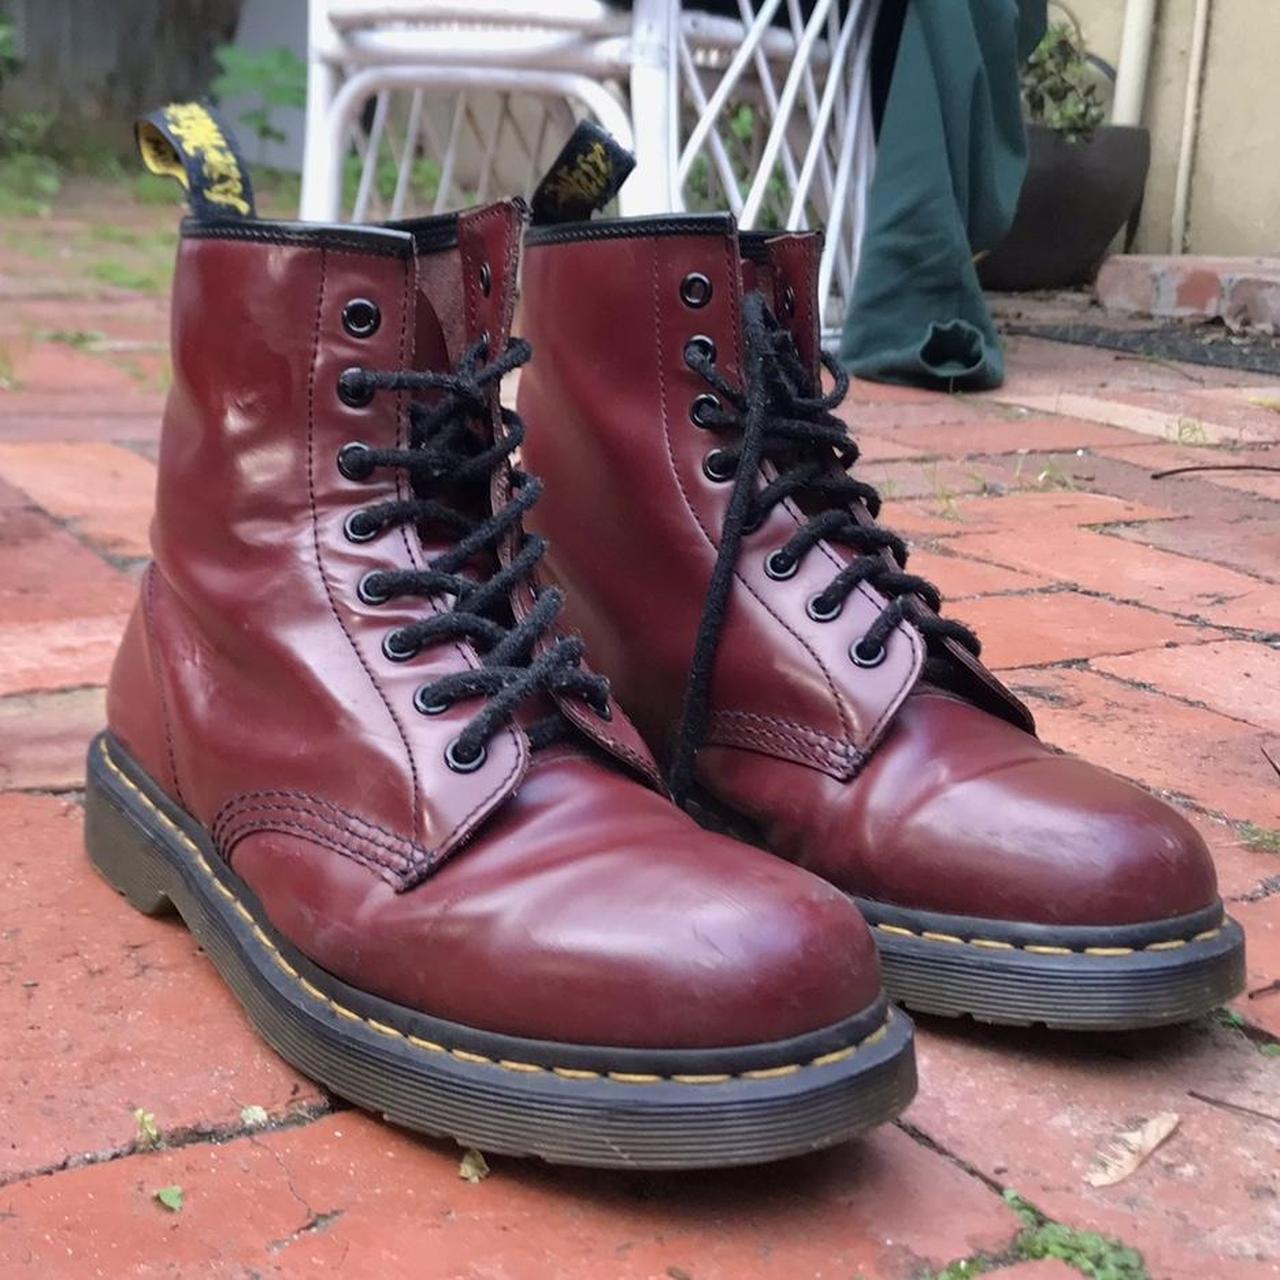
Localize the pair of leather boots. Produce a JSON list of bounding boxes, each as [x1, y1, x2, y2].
[[86, 108, 1244, 1169]]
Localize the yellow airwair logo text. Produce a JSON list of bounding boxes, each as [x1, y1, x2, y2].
[[544, 141, 613, 211], [137, 102, 252, 217]]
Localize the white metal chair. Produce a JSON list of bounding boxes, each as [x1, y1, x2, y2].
[[300, 0, 882, 339]]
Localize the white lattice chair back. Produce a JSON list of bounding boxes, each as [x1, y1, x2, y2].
[[301, 0, 880, 340]]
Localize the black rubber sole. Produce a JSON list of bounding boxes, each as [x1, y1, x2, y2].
[[83, 733, 916, 1169], [853, 897, 1247, 1031]]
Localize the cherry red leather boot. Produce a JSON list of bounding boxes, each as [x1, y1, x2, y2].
[[83, 190, 916, 1166], [517, 212, 1245, 1030]]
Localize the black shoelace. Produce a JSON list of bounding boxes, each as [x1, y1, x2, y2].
[[339, 336, 609, 773], [668, 291, 981, 804]]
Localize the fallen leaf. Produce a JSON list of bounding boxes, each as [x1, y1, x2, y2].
[[240, 1104, 269, 1128], [1086, 1112, 1180, 1187], [154, 1185, 185, 1212], [458, 1148, 490, 1184]]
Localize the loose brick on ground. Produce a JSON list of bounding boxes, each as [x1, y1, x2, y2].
[[949, 527, 1280, 632], [0, 688, 106, 791], [1230, 897, 1280, 1038], [909, 1014, 1280, 1280], [1094, 638, 1280, 735], [954, 592, 1220, 669], [0, 794, 323, 1185], [0, 441, 155, 558], [907, 548, 1050, 599], [1008, 667, 1280, 829], [864, 415, 1147, 459], [0, 1112, 1021, 1280]]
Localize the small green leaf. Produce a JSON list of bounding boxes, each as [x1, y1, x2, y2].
[[458, 1148, 490, 1183], [1260, 1042, 1280, 1057], [154, 1185, 184, 1212]]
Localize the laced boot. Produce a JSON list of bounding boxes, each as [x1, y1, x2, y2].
[[84, 109, 914, 1168], [517, 210, 1245, 1030]]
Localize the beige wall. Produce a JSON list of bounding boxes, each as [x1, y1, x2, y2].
[[1070, 0, 1279, 256]]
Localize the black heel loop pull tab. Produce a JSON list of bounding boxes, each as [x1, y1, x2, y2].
[[529, 120, 635, 226], [135, 101, 256, 221]]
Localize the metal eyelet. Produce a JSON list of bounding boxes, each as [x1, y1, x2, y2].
[[806, 593, 843, 622], [343, 511, 379, 543], [342, 298, 381, 339], [382, 630, 418, 662], [780, 285, 797, 319], [690, 393, 720, 429], [357, 571, 390, 605], [592, 699, 613, 721], [336, 441, 375, 481], [702, 449, 737, 482], [414, 687, 452, 716], [850, 638, 888, 668], [764, 550, 798, 580], [683, 335, 716, 368], [479, 261, 492, 297], [337, 367, 375, 408], [680, 272, 712, 308], [445, 739, 487, 773]]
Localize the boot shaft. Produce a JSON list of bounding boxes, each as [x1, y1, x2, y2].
[[518, 215, 928, 773]]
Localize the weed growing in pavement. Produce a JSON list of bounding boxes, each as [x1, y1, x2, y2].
[[1240, 821, 1280, 854], [922, 1191, 1149, 1280]]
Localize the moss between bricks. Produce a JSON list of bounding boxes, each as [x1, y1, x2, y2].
[[922, 1191, 1149, 1280]]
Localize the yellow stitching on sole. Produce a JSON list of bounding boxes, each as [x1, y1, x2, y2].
[[95, 739, 884, 1088], [869, 913, 1222, 956], [809, 1046, 855, 1067], [876, 923, 915, 938]]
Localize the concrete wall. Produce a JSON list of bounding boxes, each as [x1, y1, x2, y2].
[[1070, 0, 1279, 256]]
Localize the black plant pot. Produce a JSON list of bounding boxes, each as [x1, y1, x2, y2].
[[978, 123, 1151, 292]]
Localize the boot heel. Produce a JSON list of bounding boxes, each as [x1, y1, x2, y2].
[[84, 740, 176, 917]]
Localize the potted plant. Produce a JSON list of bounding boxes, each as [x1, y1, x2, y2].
[[978, 19, 1150, 291]]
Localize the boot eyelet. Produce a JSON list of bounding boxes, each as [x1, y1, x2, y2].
[[357, 570, 391, 605], [780, 285, 797, 319], [690, 393, 720, 428], [480, 330, 491, 355], [764, 550, 797, 580], [702, 449, 737, 482], [680, 272, 712, 308], [414, 687, 452, 716], [336, 441, 375, 481], [807, 593, 843, 622], [342, 298, 381, 338], [591, 698, 613, 721], [684, 335, 716, 368], [382, 629, 418, 662], [343, 510, 380, 543], [850, 638, 887, 668], [445, 739, 487, 773], [479, 262, 492, 297], [337, 367, 375, 408]]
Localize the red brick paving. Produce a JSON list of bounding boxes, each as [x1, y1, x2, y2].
[[2, 191, 1278, 1279]]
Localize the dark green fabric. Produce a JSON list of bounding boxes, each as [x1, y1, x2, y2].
[[840, 0, 1047, 390]]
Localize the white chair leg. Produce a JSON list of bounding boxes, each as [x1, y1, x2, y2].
[[623, 0, 678, 215], [301, 55, 343, 220]]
